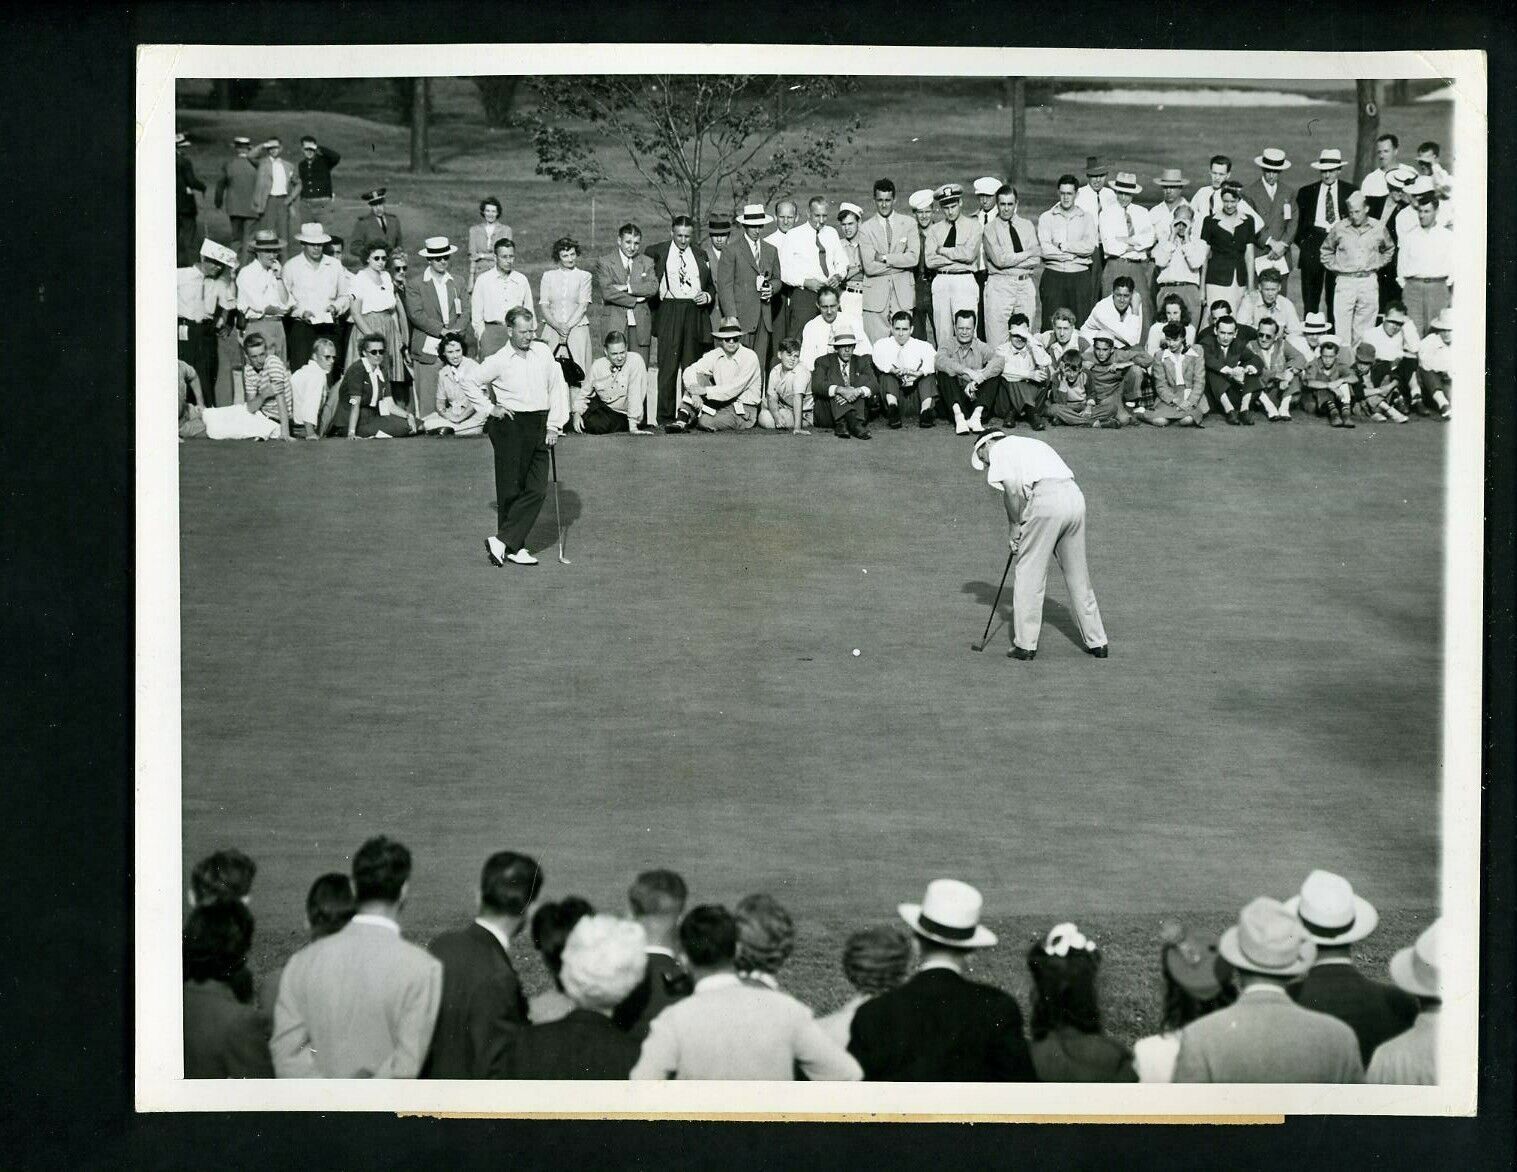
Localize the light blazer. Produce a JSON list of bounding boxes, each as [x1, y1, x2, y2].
[[271, 918, 443, 1078], [251, 155, 301, 215], [857, 212, 921, 314], [715, 235, 781, 333], [593, 250, 661, 348], [1173, 984, 1364, 1083], [1152, 348, 1206, 406], [404, 271, 472, 360]]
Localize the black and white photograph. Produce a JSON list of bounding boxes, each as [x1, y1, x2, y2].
[[135, 44, 1487, 1117]]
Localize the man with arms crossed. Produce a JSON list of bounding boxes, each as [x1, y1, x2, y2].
[[857, 178, 921, 344]]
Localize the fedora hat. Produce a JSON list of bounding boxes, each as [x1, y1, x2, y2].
[[707, 212, 733, 233], [969, 430, 1006, 472], [1085, 155, 1109, 176], [1160, 921, 1234, 1000], [1155, 167, 1187, 187], [1111, 172, 1142, 196], [361, 187, 388, 205], [1429, 309, 1453, 332], [295, 222, 333, 246], [972, 176, 1002, 197], [907, 188, 935, 212], [898, 878, 997, 949], [198, 238, 239, 268], [1405, 176, 1437, 199], [1218, 897, 1316, 977], [1283, 869, 1380, 945], [829, 328, 859, 348], [250, 228, 284, 251], [1254, 147, 1291, 171], [934, 182, 963, 206], [1310, 148, 1346, 171], [712, 316, 743, 340], [737, 202, 774, 227], [835, 202, 863, 221], [417, 235, 458, 258], [1388, 919, 1440, 998], [1302, 311, 1332, 335]]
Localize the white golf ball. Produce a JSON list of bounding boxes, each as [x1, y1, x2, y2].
[[852, 648, 861, 657]]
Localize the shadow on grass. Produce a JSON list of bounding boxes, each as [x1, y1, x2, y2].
[[960, 579, 1086, 650]]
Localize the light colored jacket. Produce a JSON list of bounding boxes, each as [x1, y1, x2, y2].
[[251, 156, 301, 215], [857, 212, 921, 314], [1173, 984, 1364, 1083]]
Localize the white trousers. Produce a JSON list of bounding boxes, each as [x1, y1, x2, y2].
[[931, 273, 979, 351], [1013, 477, 1108, 652], [202, 404, 281, 440]]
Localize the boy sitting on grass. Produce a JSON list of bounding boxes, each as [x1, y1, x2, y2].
[[761, 336, 813, 433]]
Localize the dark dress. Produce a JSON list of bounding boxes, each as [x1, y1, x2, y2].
[[501, 1008, 643, 1079], [613, 951, 694, 1041], [1029, 1026, 1138, 1082], [183, 980, 274, 1078]]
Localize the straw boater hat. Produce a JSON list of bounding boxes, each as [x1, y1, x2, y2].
[[1388, 919, 1440, 999], [361, 187, 388, 205], [830, 328, 859, 348], [1310, 148, 1346, 171], [1302, 311, 1332, 336], [1218, 897, 1316, 977], [1283, 870, 1380, 946], [972, 176, 1001, 197], [737, 202, 774, 227], [250, 228, 284, 251], [1155, 167, 1187, 188], [1405, 176, 1437, 200], [712, 316, 743, 340], [1429, 309, 1453, 332], [1386, 164, 1419, 190], [295, 222, 333, 247], [1111, 172, 1142, 196], [934, 182, 963, 206], [1085, 155, 1108, 176], [417, 235, 457, 258], [835, 202, 863, 221], [898, 879, 997, 949], [199, 238, 239, 269], [1254, 147, 1291, 171], [907, 189, 935, 213]]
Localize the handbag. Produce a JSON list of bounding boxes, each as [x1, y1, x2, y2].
[[553, 342, 585, 387]]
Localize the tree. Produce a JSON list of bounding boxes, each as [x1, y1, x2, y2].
[[410, 78, 430, 174], [1354, 79, 1382, 184], [474, 77, 521, 128], [1001, 78, 1028, 188], [521, 76, 862, 227]]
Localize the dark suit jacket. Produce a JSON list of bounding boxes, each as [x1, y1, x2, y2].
[[1199, 334, 1264, 392], [848, 967, 1038, 1082], [1292, 178, 1359, 253], [184, 980, 274, 1078], [501, 1008, 642, 1079], [177, 155, 205, 218], [810, 352, 880, 402], [423, 923, 529, 1079], [593, 250, 660, 348], [612, 950, 694, 1041], [1289, 963, 1420, 1065], [215, 156, 260, 219], [348, 212, 404, 263], [716, 236, 781, 333], [645, 240, 716, 344], [403, 272, 472, 359]]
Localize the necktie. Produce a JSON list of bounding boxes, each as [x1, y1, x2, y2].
[[944, 220, 957, 249], [678, 248, 689, 288], [817, 232, 830, 277], [1009, 221, 1023, 252], [378, 215, 386, 234], [1124, 206, 1134, 239], [918, 228, 927, 274], [1325, 184, 1337, 224], [839, 360, 850, 387], [885, 216, 893, 249]]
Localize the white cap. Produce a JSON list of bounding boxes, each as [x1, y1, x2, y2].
[[907, 189, 935, 212], [199, 238, 239, 268], [973, 177, 1001, 196], [836, 201, 864, 220]]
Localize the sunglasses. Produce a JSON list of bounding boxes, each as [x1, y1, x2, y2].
[[364, 348, 385, 356]]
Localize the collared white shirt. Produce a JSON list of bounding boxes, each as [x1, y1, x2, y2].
[[1083, 296, 1145, 348], [1153, 236, 1209, 285], [1314, 180, 1346, 231], [1160, 347, 1193, 392], [984, 434, 1076, 501], [799, 311, 872, 372], [1362, 321, 1421, 362], [871, 335, 936, 377], [1359, 167, 1392, 199], [996, 338, 1052, 381], [779, 222, 849, 289], [1074, 184, 1117, 221], [459, 339, 571, 431], [176, 266, 231, 321], [289, 361, 329, 425], [350, 912, 400, 934], [1148, 199, 1188, 245], [660, 244, 703, 300], [1395, 201, 1454, 241], [683, 344, 763, 405], [353, 358, 386, 409], [474, 916, 513, 954], [617, 250, 640, 325], [425, 268, 453, 324], [1417, 332, 1451, 374], [235, 260, 290, 318], [268, 159, 288, 197], [282, 252, 349, 324], [1098, 201, 1156, 260], [916, 956, 964, 974], [692, 972, 743, 995], [470, 267, 534, 337]]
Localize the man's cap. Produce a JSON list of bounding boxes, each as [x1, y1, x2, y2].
[[972, 177, 1001, 196], [231, 136, 252, 148], [908, 189, 935, 212], [1354, 341, 1378, 362], [835, 202, 863, 221], [361, 187, 388, 204], [934, 182, 963, 206]]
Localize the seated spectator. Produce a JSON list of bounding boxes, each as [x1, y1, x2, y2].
[[425, 850, 543, 1079], [630, 904, 861, 1081], [420, 331, 490, 437], [1415, 309, 1452, 420], [1173, 897, 1364, 1083], [1037, 307, 1092, 369], [1251, 317, 1303, 421], [199, 332, 292, 441], [735, 893, 797, 992], [1132, 922, 1236, 1082], [326, 333, 416, 438], [528, 896, 595, 1024], [178, 360, 207, 438], [189, 847, 257, 907], [1348, 342, 1410, 423], [1196, 298, 1258, 347], [257, 871, 356, 1021], [183, 899, 273, 1078], [614, 869, 695, 1041], [504, 915, 648, 1080], [760, 336, 814, 432], [1367, 919, 1441, 1085], [1359, 303, 1421, 413], [810, 328, 879, 439], [1198, 315, 1262, 425], [1138, 322, 1207, 428], [870, 310, 940, 428], [288, 336, 338, 439], [1043, 349, 1098, 427], [578, 330, 652, 435], [1292, 312, 1336, 416], [848, 879, 1037, 1082], [935, 310, 1004, 435], [817, 925, 914, 1049], [1144, 294, 1195, 357], [1083, 336, 1139, 428], [798, 286, 872, 376], [673, 318, 763, 432], [1082, 275, 1147, 358], [271, 835, 443, 1078], [1300, 337, 1357, 429], [1284, 870, 1418, 1065], [1026, 922, 1136, 1082], [992, 317, 1053, 430], [1233, 270, 1307, 356]]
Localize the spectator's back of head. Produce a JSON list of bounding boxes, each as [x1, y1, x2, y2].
[[560, 915, 649, 1012], [306, 872, 357, 939], [842, 924, 914, 996], [628, 869, 687, 918], [190, 848, 257, 906], [352, 836, 411, 906], [531, 896, 595, 983], [481, 850, 544, 919], [679, 904, 738, 971], [183, 900, 256, 1003], [1026, 923, 1104, 1040], [734, 893, 796, 977]]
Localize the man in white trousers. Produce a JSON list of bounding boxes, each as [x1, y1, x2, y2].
[[971, 432, 1108, 661]]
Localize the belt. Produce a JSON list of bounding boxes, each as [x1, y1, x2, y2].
[[1403, 276, 1447, 282], [1157, 281, 1198, 288], [1338, 270, 1376, 279], [177, 316, 211, 325]]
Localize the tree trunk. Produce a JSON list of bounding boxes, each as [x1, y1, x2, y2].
[[410, 78, 430, 174], [1354, 79, 1381, 184], [213, 79, 233, 110], [1007, 78, 1027, 188]]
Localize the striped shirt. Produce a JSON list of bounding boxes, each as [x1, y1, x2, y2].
[[243, 353, 292, 420]]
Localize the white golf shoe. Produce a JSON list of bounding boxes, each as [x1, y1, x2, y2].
[[485, 536, 507, 567], [507, 547, 539, 566]]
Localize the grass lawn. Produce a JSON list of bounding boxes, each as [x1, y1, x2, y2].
[[180, 413, 1444, 1045]]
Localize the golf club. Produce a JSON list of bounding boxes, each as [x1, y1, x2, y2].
[[549, 444, 570, 564], [972, 547, 1015, 652]]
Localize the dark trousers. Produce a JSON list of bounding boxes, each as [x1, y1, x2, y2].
[[1377, 269, 1403, 311], [826, 392, 871, 431], [879, 371, 940, 417], [786, 286, 822, 340], [581, 397, 627, 434], [996, 378, 1049, 421], [912, 276, 934, 343], [1204, 372, 1259, 412], [287, 319, 338, 373], [942, 374, 997, 417], [178, 319, 216, 403], [1040, 270, 1091, 330], [176, 213, 200, 267], [1371, 357, 1416, 404], [741, 318, 772, 374], [975, 271, 989, 341], [486, 409, 550, 551], [1298, 248, 1335, 317], [653, 299, 706, 424]]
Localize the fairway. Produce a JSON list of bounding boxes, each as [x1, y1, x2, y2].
[[180, 420, 1444, 1031]]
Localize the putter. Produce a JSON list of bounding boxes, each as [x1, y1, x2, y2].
[[972, 548, 1015, 652], [549, 444, 571, 564]]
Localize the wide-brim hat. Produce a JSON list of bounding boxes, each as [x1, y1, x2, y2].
[[1388, 919, 1440, 998], [417, 235, 458, 258], [1310, 149, 1346, 171], [969, 431, 1006, 471], [972, 176, 1001, 197], [1160, 921, 1234, 1001], [934, 183, 963, 206], [1218, 897, 1316, 977], [1386, 164, 1419, 190], [835, 202, 863, 221], [1085, 155, 1108, 176], [908, 189, 935, 212], [1254, 147, 1291, 171], [1302, 312, 1332, 335], [1429, 309, 1453, 332], [830, 329, 859, 347], [712, 317, 744, 340], [361, 187, 388, 204], [737, 203, 774, 226], [707, 214, 733, 233], [1156, 168, 1187, 187], [295, 222, 333, 246], [1111, 172, 1142, 195], [898, 878, 997, 949], [250, 229, 284, 250], [1283, 869, 1380, 946]]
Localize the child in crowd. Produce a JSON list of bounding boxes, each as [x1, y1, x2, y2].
[[1044, 349, 1095, 426], [1348, 341, 1410, 423], [1300, 338, 1358, 428], [762, 336, 813, 433]]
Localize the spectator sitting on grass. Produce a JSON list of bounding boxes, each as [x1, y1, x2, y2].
[[199, 332, 292, 441], [420, 331, 489, 436], [614, 869, 694, 1041], [735, 893, 798, 994], [817, 924, 914, 1048], [183, 899, 273, 1078], [1025, 922, 1137, 1082], [528, 896, 595, 1024], [1367, 919, 1441, 1085], [257, 871, 356, 1020], [189, 847, 257, 908], [1131, 921, 1236, 1082]]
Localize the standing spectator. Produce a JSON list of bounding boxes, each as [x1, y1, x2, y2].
[[296, 135, 340, 227], [527, 897, 595, 1025], [177, 239, 238, 400], [646, 216, 716, 426], [326, 333, 414, 439], [1395, 195, 1453, 335], [1151, 205, 1208, 328], [282, 223, 351, 373], [872, 310, 940, 427], [1199, 181, 1259, 325], [1025, 923, 1136, 1082], [471, 238, 535, 359], [467, 196, 511, 294], [779, 196, 848, 337], [404, 236, 471, 421], [983, 184, 1043, 350], [817, 925, 913, 1049], [848, 879, 1036, 1081], [970, 176, 1001, 334], [1100, 173, 1156, 324], [835, 203, 866, 324], [250, 137, 300, 248], [908, 189, 938, 343], [1076, 156, 1117, 306], [386, 250, 414, 408], [924, 183, 983, 349], [236, 230, 292, 361], [1359, 132, 1402, 219], [188, 847, 257, 908], [348, 187, 402, 264], [735, 893, 797, 992], [576, 331, 652, 436], [1415, 309, 1453, 419], [1242, 148, 1297, 285], [183, 900, 273, 1078], [674, 318, 764, 433], [1414, 140, 1454, 197], [1173, 897, 1364, 1083], [1037, 175, 1098, 330], [214, 136, 260, 261], [256, 871, 356, 1021], [345, 241, 408, 390], [630, 905, 861, 1081], [706, 211, 734, 335], [271, 836, 443, 1078], [594, 223, 659, 371], [1292, 148, 1357, 317], [424, 850, 543, 1079], [1321, 191, 1395, 349], [175, 132, 206, 266], [765, 198, 800, 338], [1367, 919, 1441, 1085], [1284, 870, 1419, 1066], [614, 869, 694, 1041], [503, 915, 648, 1080], [1131, 922, 1236, 1082], [857, 179, 921, 345], [1147, 167, 1189, 247], [539, 236, 593, 402], [717, 205, 781, 364], [289, 337, 339, 439]]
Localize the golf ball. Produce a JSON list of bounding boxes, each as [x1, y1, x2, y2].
[[852, 649, 861, 657]]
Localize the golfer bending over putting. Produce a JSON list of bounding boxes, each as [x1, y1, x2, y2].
[[972, 432, 1109, 660]]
